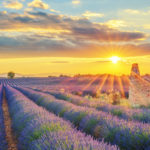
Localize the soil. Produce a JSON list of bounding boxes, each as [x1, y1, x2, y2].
[[2, 90, 18, 150]]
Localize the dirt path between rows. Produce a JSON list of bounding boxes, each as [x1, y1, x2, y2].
[[2, 89, 18, 150]]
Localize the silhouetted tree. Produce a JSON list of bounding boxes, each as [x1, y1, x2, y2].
[[8, 72, 15, 79]]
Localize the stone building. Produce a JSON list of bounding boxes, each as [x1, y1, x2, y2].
[[129, 63, 150, 107], [130, 63, 140, 76]]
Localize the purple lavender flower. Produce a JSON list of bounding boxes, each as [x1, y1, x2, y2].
[[5, 85, 118, 150], [15, 86, 150, 150]]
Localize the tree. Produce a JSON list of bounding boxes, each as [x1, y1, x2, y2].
[[8, 72, 15, 79]]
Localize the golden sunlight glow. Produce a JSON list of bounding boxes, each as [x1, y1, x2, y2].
[[0, 56, 149, 76], [110, 56, 121, 64]]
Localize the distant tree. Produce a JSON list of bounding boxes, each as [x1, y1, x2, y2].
[[59, 74, 69, 77], [48, 75, 55, 78], [8, 72, 15, 79]]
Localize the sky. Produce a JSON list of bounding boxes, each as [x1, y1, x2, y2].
[[0, 0, 150, 76]]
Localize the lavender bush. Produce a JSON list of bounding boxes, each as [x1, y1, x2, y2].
[[5, 85, 117, 150], [32, 87, 150, 123], [16, 86, 150, 150]]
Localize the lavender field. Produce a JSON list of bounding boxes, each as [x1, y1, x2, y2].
[[0, 76, 150, 150], [2, 75, 131, 97], [1, 0, 150, 149]]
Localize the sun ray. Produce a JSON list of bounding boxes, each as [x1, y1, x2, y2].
[[96, 74, 108, 94], [117, 76, 125, 97], [82, 75, 99, 91]]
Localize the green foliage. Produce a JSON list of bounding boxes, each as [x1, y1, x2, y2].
[[111, 109, 123, 117], [73, 112, 87, 127], [84, 119, 99, 134], [30, 123, 66, 142], [8, 71, 15, 79], [56, 93, 71, 101], [59, 108, 68, 117]]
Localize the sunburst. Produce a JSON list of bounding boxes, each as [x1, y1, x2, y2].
[[110, 56, 120, 64]]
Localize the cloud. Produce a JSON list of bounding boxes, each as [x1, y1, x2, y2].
[[0, 36, 21, 46], [24, 7, 33, 12], [105, 20, 127, 28], [94, 60, 111, 63], [5, 11, 145, 42], [0, 11, 146, 42], [82, 11, 104, 18], [14, 16, 33, 23], [3, 0, 23, 10], [72, 0, 80, 5], [0, 32, 149, 58], [124, 9, 150, 16], [124, 9, 140, 14], [0, 11, 148, 58], [117, 9, 150, 32], [28, 0, 49, 9], [71, 27, 146, 42], [50, 9, 60, 13]]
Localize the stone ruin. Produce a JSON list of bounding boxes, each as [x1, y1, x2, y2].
[[130, 63, 140, 76], [129, 63, 150, 107]]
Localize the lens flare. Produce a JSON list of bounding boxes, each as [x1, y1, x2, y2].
[[110, 56, 120, 64]]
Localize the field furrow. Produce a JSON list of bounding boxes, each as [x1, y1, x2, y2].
[[0, 85, 7, 150], [2, 89, 18, 150]]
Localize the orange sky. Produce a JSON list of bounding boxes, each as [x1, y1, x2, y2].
[[0, 56, 149, 76], [0, 0, 150, 76]]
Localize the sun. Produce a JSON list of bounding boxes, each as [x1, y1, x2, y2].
[[110, 56, 120, 64]]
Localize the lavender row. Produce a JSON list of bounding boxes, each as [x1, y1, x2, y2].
[[0, 85, 7, 150], [16, 86, 150, 150], [5, 85, 117, 150], [31, 87, 150, 123]]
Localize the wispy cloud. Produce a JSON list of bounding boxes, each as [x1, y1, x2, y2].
[[50, 61, 70, 64], [50, 9, 60, 13], [72, 0, 80, 5], [117, 8, 150, 32], [124, 9, 140, 14], [0, 10, 148, 58], [82, 11, 104, 18], [28, 0, 49, 9], [3, 0, 23, 10], [0, 11, 145, 42], [93, 60, 111, 63], [124, 9, 150, 15], [105, 20, 127, 28]]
